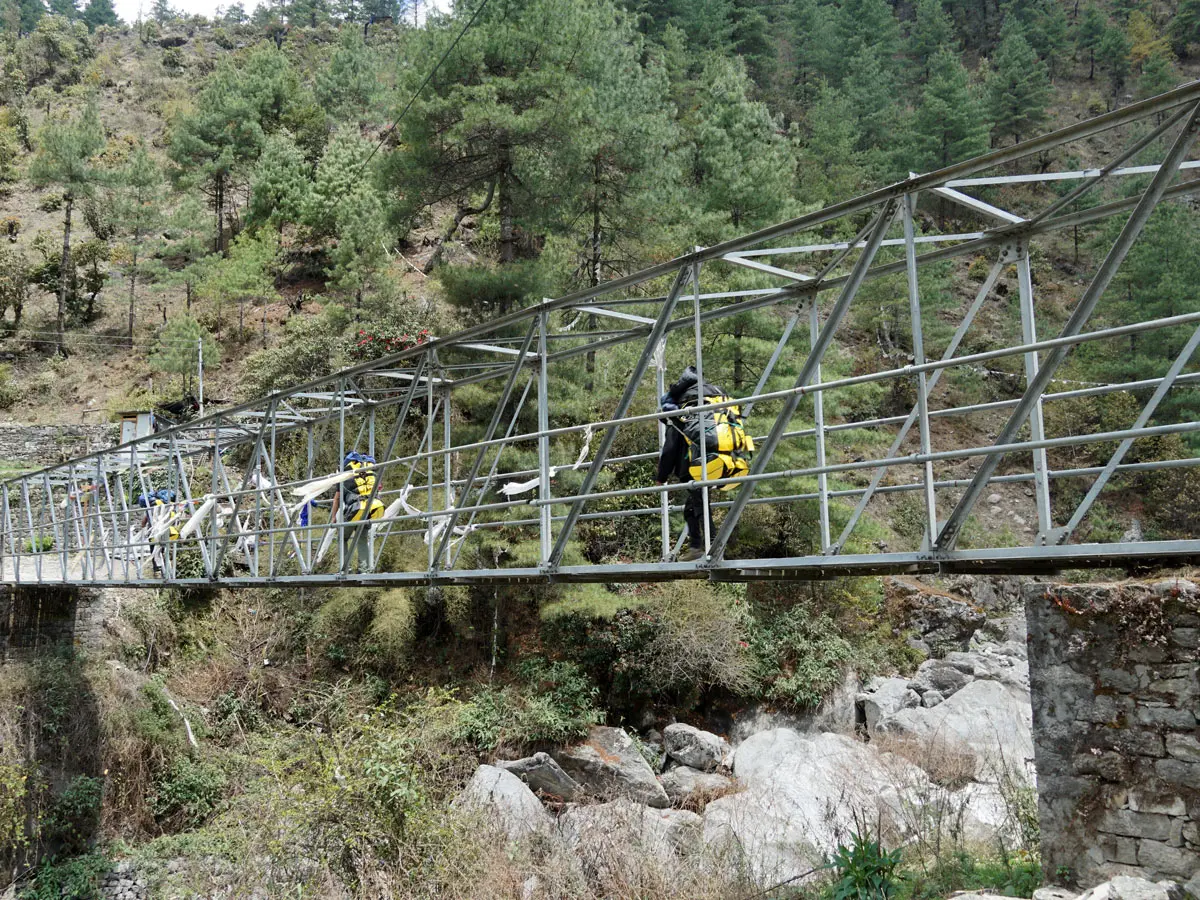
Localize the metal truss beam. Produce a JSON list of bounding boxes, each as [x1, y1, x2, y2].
[[4, 84, 1200, 588]]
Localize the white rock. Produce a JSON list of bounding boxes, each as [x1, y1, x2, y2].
[[559, 800, 702, 881], [553, 726, 670, 808], [458, 765, 552, 841], [660, 766, 734, 805], [858, 677, 921, 735], [876, 679, 1034, 780], [663, 723, 727, 772], [708, 728, 1017, 889]]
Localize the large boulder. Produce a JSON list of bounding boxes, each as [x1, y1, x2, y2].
[[875, 679, 1034, 779], [706, 731, 932, 886], [662, 723, 727, 772], [1078, 876, 1192, 900], [908, 658, 972, 702], [458, 765, 552, 841], [857, 676, 921, 735], [660, 766, 734, 806], [706, 728, 1014, 889], [888, 577, 986, 655], [552, 726, 669, 808], [497, 752, 582, 800], [558, 801, 702, 882]]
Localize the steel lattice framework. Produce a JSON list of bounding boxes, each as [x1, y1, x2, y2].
[[6, 85, 1200, 588]]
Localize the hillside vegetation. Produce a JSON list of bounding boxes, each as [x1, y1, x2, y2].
[[1, 0, 1200, 896]]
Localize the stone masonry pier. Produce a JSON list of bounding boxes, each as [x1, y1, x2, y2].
[[1026, 579, 1200, 889]]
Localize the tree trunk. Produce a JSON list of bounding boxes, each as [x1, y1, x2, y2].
[[498, 144, 515, 278], [56, 195, 73, 358], [214, 173, 225, 253], [733, 319, 745, 392], [1089, 49, 1095, 79], [586, 164, 601, 391], [127, 244, 138, 344], [422, 180, 496, 275]]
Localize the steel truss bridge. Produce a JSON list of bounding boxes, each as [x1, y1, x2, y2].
[[6, 85, 1200, 588]]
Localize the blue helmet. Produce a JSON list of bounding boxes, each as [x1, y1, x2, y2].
[[344, 451, 376, 467]]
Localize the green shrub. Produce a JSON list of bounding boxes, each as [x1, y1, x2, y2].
[[23, 535, 53, 552], [899, 850, 1042, 900], [749, 602, 854, 709], [0, 364, 18, 409], [832, 832, 903, 900], [41, 775, 103, 856], [152, 756, 225, 829], [18, 850, 110, 900], [452, 658, 601, 751]]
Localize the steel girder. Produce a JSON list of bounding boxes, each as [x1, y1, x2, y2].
[[4, 84, 1200, 587]]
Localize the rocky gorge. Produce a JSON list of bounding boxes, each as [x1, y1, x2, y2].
[[458, 574, 1040, 890]]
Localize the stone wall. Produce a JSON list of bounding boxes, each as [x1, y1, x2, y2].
[[0, 423, 118, 467], [0, 585, 134, 660], [1025, 579, 1200, 889]]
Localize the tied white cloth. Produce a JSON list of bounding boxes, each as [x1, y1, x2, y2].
[[178, 495, 216, 540], [289, 469, 360, 515], [499, 424, 594, 497], [384, 484, 476, 548]]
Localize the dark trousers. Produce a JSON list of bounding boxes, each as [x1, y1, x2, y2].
[[684, 483, 714, 550]]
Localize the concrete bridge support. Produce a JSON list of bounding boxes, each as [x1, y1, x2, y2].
[[1026, 579, 1200, 889]]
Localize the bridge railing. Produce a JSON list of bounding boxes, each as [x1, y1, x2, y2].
[[4, 83, 1200, 586]]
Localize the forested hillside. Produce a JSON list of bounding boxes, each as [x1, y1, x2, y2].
[[2, 0, 1200, 896]]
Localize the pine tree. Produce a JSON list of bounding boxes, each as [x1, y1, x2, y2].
[[1169, 0, 1200, 57], [394, 0, 640, 269], [48, 0, 77, 18], [248, 131, 308, 232], [80, 0, 116, 29], [301, 127, 371, 239], [907, 0, 957, 82], [788, 0, 839, 107], [150, 316, 219, 394], [843, 49, 900, 156], [797, 83, 866, 203], [690, 56, 794, 232], [2, 0, 45, 34], [986, 23, 1051, 143], [835, 0, 902, 79], [28, 101, 104, 355], [168, 61, 265, 251], [327, 185, 387, 307], [1137, 49, 1177, 98], [115, 145, 162, 341], [315, 26, 378, 125], [911, 49, 991, 171], [1075, 4, 1107, 78], [150, 0, 170, 22], [197, 231, 276, 338], [731, 0, 777, 88], [1096, 25, 1132, 101]]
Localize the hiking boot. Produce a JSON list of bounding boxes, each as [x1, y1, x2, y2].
[[679, 547, 706, 562]]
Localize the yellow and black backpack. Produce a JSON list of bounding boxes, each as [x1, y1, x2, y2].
[[343, 452, 386, 522], [681, 395, 755, 490]]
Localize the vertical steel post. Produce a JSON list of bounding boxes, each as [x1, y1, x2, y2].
[[691, 261, 712, 556], [831, 254, 1008, 553], [903, 193, 938, 548], [1016, 249, 1053, 540], [537, 311, 553, 564], [810, 299, 831, 552]]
